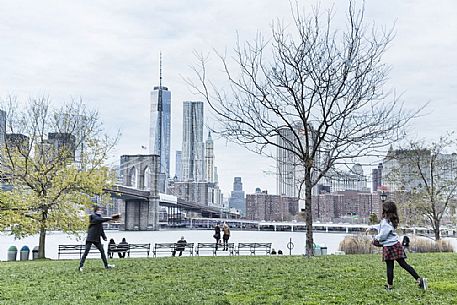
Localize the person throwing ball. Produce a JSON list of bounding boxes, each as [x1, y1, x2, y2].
[[369, 201, 427, 291], [79, 205, 120, 272]]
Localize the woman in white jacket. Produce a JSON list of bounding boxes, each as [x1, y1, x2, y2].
[[371, 201, 427, 291]]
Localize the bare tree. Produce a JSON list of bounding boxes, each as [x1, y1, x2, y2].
[[187, 3, 418, 255], [0, 97, 118, 258], [384, 137, 457, 240]]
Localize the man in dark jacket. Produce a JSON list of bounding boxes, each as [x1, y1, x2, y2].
[[172, 236, 187, 257], [79, 206, 120, 272]]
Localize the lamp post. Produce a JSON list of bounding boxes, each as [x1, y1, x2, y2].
[[380, 190, 388, 203]]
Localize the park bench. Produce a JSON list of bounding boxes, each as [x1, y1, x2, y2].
[[58, 244, 99, 259], [153, 243, 194, 257], [235, 242, 272, 256], [107, 243, 129, 257], [195, 242, 234, 256], [125, 243, 151, 257]]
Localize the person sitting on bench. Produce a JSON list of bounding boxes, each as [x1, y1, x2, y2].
[[118, 238, 129, 258], [172, 236, 187, 257]]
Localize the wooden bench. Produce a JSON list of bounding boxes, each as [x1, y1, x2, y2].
[[235, 243, 272, 255], [153, 243, 194, 257], [107, 243, 130, 257], [126, 243, 151, 257], [58, 244, 99, 259], [195, 242, 235, 256]]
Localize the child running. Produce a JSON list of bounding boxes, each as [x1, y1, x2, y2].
[[370, 201, 427, 291]]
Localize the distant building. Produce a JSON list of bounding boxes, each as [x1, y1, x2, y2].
[[48, 132, 76, 160], [312, 190, 379, 223], [149, 58, 171, 192], [229, 177, 246, 215], [246, 188, 298, 221], [0, 109, 6, 148], [181, 101, 204, 182], [175, 150, 182, 180], [205, 132, 215, 183], [168, 180, 208, 206], [321, 164, 369, 193], [277, 127, 298, 197], [5, 133, 29, 153], [371, 163, 383, 191]]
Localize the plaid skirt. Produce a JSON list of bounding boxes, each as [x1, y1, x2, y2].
[[382, 242, 406, 261]]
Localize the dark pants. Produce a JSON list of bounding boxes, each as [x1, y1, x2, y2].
[[118, 252, 126, 258], [172, 249, 183, 256], [385, 258, 420, 285], [223, 235, 230, 250], [79, 241, 108, 268], [214, 236, 220, 250]]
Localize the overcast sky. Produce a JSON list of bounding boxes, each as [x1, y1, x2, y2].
[[0, 1, 456, 197]]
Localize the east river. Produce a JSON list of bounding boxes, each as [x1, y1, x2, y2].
[[1, 229, 456, 261], [0, 229, 348, 260]]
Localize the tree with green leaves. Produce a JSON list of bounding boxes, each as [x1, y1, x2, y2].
[[187, 3, 418, 255], [0, 97, 117, 258]]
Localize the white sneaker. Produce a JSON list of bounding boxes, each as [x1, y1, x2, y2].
[[419, 278, 427, 290], [79, 267, 83, 272], [106, 264, 115, 269]]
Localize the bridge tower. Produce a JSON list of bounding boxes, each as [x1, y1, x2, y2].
[[119, 154, 160, 230]]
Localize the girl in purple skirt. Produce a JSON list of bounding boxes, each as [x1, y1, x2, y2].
[[371, 201, 427, 291]]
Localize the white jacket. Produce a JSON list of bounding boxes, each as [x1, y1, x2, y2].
[[371, 219, 399, 247]]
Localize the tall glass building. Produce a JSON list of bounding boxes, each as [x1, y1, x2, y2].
[[181, 101, 204, 182], [149, 82, 171, 192]]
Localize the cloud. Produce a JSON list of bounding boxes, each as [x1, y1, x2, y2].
[[0, 0, 456, 194]]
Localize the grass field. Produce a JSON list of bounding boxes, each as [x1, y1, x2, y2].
[[0, 253, 456, 305]]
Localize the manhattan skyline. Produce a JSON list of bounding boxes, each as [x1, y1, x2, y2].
[[0, 0, 456, 196]]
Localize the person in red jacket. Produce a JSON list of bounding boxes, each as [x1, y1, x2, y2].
[[79, 206, 120, 272]]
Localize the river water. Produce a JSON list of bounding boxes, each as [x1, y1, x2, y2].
[[0, 229, 348, 260], [2, 230, 456, 261]]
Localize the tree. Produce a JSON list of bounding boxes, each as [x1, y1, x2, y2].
[[188, 3, 418, 255], [384, 137, 457, 240], [0, 97, 117, 258]]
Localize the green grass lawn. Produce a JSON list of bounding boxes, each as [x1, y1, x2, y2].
[[0, 253, 456, 305]]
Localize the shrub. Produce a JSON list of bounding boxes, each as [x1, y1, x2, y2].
[[408, 236, 454, 253], [338, 234, 379, 254]]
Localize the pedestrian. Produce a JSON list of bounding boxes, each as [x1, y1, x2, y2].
[[172, 236, 187, 257], [222, 222, 231, 251], [107, 238, 116, 259], [213, 223, 221, 251], [118, 238, 129, 258], [79, 205, 120, 272], [369, 201, 427, 291]]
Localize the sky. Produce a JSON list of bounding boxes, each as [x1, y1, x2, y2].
[[0, 1, 456, 197]]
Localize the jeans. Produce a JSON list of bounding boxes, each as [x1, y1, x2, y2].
[[79, 241, 108, 268]]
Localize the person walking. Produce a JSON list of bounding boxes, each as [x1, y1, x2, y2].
[[370, 201, 427, 291], [172, 236, 187, 257], [79, 206, 120, 272], [213, 223, 221, 251], [222, 223, 231, 251]]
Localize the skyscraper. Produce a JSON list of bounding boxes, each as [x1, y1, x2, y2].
[[149, 55, 171, 192], [277, 127, 298, 197], [0, 109, 6, 148], [181, 101, 204, 182], [229, 177, 246, 215], [175, 150, 182, 180], [205, 131, 214, 183]]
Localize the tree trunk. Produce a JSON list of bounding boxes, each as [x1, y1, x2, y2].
[[434, 218, 441, 241], [38, 212, 47, 258], [304, 173, 314, 256]]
